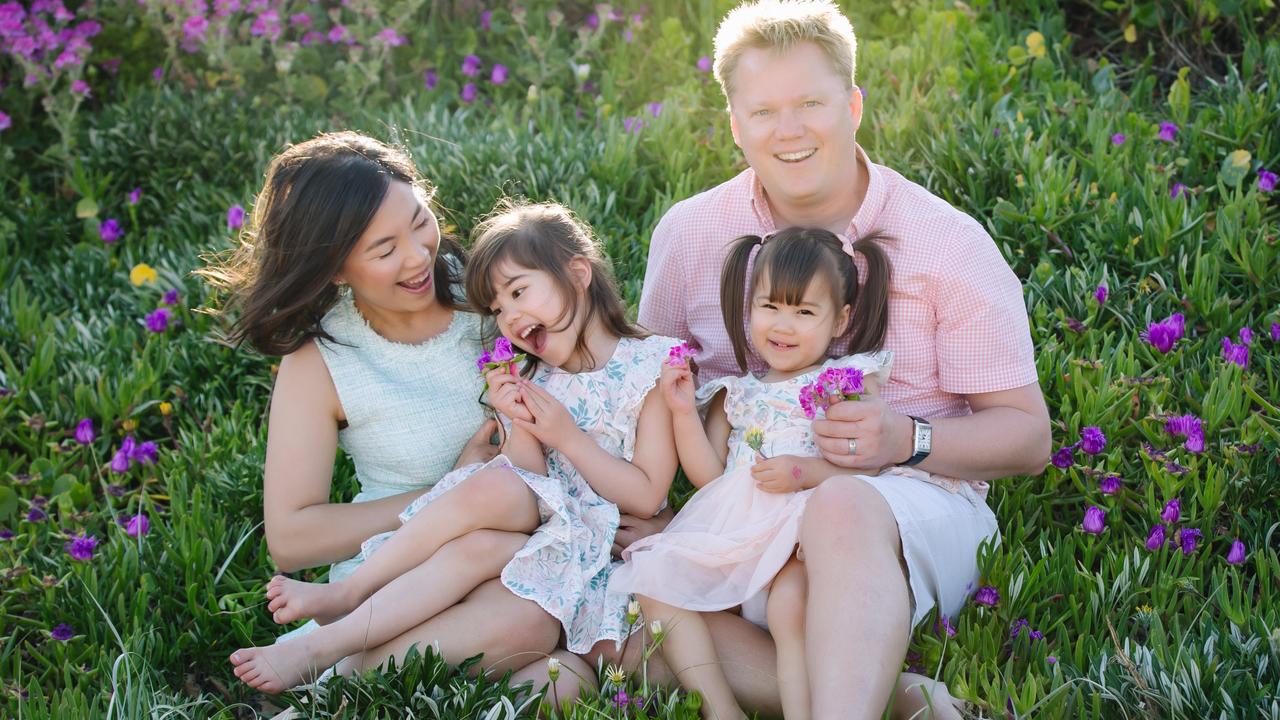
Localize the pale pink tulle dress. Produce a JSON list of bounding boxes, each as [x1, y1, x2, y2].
[[608, 352, 892, 627]]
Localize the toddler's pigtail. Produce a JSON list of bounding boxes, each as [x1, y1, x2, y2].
[[720, 235, 765, 372], [844, 235, 891, 355]]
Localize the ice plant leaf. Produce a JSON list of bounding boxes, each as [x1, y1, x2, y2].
[[75, 196, 99, 219]]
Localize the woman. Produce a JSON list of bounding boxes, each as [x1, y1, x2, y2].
[[202, 131, 559, 689]]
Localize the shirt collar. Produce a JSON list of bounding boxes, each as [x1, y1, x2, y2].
[[747, 143, 887, 241]]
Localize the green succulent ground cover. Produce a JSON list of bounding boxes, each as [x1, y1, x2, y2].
[[1, 1, 1278, 717]]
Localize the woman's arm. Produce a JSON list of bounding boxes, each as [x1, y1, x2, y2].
[[516, 382, 677, 518], [262, 343, 427, 573]]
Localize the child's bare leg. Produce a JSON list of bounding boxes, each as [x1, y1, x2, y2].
[[766, 556, 808, 720], [510, 649, 599, 718], [231, 530, 527, 694], [639, 595, 746, 720], [266, 466, 539, 624], [891, 673, 963, 720]]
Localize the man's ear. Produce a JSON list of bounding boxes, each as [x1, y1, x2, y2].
[[568, 256, 593, 292], [848, 86, 864, 133], [729, 109, 743, 148]]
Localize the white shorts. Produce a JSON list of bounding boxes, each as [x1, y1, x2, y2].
[[855, 470, 1000, 629]]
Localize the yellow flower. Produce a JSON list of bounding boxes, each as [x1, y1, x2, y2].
[[1015, 174, 1026, 188], [1123, 24, 1137, 43], [159, 402, 172, 416], [604, 664, 626, 685], [1088, 182, 1098, 196], [1025, 31, 1046, 59], [1016, 110, 1024, 123], [1108, 192, 1118, 203], [744, 427, 765, 453], [122, 418, 138, 432], [130, 263, 158, 286], [1227, 149, 1252, 170]]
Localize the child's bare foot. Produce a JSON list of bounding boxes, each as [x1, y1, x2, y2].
[[228, 636, 335, 694], [265, 575, 359, 625]]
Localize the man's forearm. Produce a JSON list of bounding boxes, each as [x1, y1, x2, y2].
[[902, 406, 1050, 482]]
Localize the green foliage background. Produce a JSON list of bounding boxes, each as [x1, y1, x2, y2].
[[0, 0, 1278, 717]]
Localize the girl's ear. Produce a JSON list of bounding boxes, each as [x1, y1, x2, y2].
[[568, 256, 593, 293], [834, 304, 852, 337]]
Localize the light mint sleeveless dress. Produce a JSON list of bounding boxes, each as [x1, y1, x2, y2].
[[277, 290, 487, 642]]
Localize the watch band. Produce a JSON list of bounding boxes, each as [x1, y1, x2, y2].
[[902, 415, 932, 467]]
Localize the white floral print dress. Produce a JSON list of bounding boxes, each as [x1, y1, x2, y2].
[[363, 334, 678, 653]]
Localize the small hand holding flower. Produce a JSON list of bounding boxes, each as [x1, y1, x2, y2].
[[486, 367, 532, 422], [512, 380, 579, 451], [659, 360, 696, 417], [751, 454, 814, 493]]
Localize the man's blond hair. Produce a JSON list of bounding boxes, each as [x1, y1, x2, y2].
[[713, 0, 857, 101]]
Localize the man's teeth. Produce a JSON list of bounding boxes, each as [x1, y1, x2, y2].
[[776, 149, 815, 162]]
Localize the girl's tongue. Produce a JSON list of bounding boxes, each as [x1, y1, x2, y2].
[[527, 325, 548, 354]]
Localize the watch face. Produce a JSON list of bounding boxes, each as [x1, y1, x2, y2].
[[916, 422, 932, 453]]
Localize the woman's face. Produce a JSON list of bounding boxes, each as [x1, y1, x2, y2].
[[335, 180, 442, 320]]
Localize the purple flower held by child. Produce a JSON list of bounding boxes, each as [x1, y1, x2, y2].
[[1079, 426, 1106, 455], [1145, 524, 1166, 551], [50, 624, 74, 641], [99, 218, 124, 243], [145, 307, 173, 333], [1226, 539, 1246, 565], [125, 513, 150, 537], [973, 586, 999, 607], [1160, 498, 1181, 524], [1177, 527, 1202, 555], [64, 533, 99, 561], [1157, 121, 1178, 142], [1082, 506, 1106, 534], [475, 349, 492, 372], [73, 418, 95, 445], [666, 342, 695, 367]]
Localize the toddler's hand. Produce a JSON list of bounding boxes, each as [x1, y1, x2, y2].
[[751, 454, 810, 493], [487, 367, 532, 422], [659, 362, 696, 417]]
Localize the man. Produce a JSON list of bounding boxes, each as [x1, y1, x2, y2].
[[630, 1, 1051, 717]]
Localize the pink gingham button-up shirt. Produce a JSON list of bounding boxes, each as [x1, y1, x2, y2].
[[638, 146, 1038, 422]]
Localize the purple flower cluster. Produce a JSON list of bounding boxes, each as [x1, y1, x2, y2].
[[1141, 312, 1185, 353], [799, 367, 866, 419], [1164, 414, 1204, 453], [1051, 425, 1107, 469], [0, 0, 101, 97], [64, 532, 98, 561], [1220, 327, 1252, 368], [1010, 618, 1045, 642], [666, 342, 695, 368], [972, 585, 1000, 607], [110, 436, 159, 473]]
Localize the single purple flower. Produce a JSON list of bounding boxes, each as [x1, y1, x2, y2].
[[130, 441, 158, 465], [1157, 121, 1178, 142], [1111, 133, 1125, 146], [973, 586, 999, 607], [99, 218, 124, 244], [1177, 527, 1202, 555], [423, 68, 438, 90], [162, 289, 180, 306], [145, 307, 172, 333], [491, 337, 515, 363], [1010, 618, 1029, 639], [226, 205, 245, 230], [1221, 337, 1249, 368], [696, 55, 712, 73], [182, 15, 208, 41], [585, 12, 599, 29], [64, 533, 99, 561], [993, 127, 1001, 137], [1164, 414, 1204, 453], [1160, 498, 1181, 524], [73, 418, 95, 445], [50, 624, 74, 641], [127, 187, 141, 205], [490, 63, 508, 84], [1258, 169, 1277, 193], [375, 28, 405, 47], [327, 25, 350, 44], [1145, 524, 1166, 551], [1029, 629, 1044, 641], [622, 115, 644, 134], [0, 111, 10, 132], [479, 9, 491, 31], [1170, 182, 1188, 199], [31, 496, 46, 508], [1100, 474, 1122, 494], [461, 54, 481, 77], [647, 102, 663, 118], [152, 66, 164, 82], [25, 507, 46, 523], [1050, 445, 1075, 468], [0, 528, 13, 540], [460, 83, 477, 104], [1141, 313, 1185, 353], [940, 615, 957, 638], [125, 513, 150, 537], [1047, 656, 1057, 665], [1082, 505, 1106, 534], [1226, 539, 1246, 565], [1079, 426, 1106, 455], [1271, 323, 1280, 342], [1093, 284, 1107, 305], [611, 689, 629, 708], [475, 349, 493, 372], [1238, 327, 1253, 345]]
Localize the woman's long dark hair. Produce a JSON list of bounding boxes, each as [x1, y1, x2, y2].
[[720, 227, 890, 372], [464, 199, 645, 374], [198, 131, 466, 356]]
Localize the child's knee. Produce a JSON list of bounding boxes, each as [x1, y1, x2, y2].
[[463, 468, 532, 512], [766, 565, 807, 635]]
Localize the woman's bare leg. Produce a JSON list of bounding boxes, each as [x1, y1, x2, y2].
[[230, 530, 527, 693], [266, 467, 540, 624], [765, 558, 809, 720], [638, 595, 745, 720]]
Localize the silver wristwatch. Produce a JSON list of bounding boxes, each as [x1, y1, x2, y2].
[[902, 415, 932, 467]]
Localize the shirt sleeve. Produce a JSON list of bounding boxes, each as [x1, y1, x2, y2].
[[637, 205, 690, 341], [930, 222, 1039, 396]]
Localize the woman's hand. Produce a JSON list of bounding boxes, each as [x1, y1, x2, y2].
[[659, 361, 697, 417], [512, 381, 580, 451], [454, 418, 500, 468], [487, 367, 532, 422]]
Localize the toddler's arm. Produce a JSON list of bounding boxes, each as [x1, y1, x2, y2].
[[752, 455, 852, 493], [661, 362, 730, 488]]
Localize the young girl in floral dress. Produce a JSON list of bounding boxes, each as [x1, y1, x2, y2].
[[610, 227, 900, 720], [231, 201, 679, 693]]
